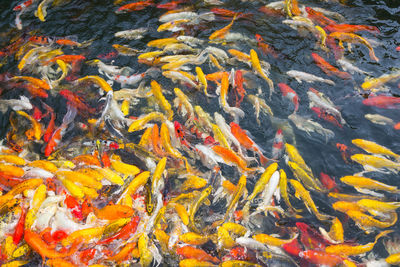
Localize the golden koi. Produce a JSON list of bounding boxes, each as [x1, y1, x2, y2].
[[290, 179, 332, 221], [250, 49, 274, 99], [151, 80, 173, 120]]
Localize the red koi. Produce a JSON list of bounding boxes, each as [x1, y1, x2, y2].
[[43, 103, 55, 143], [319, 172, 338, 192], [81, 198, 94, 219], [33, 106, 44, 121], [278, 83, 299, 112], [395, 122, 400, 130], [174, 121, 192, 149], [44, 105, 76, 157], [271, 129, 284, 160], [326, 36, 344, 60], [255, 34, 278, 58], [305, 7, 337, 26], [234, 70, 246, 107], [13, 0, 33, 11], [24, 229, 79, 260], [362, 95, 400, 109], [299, 250, 344, 266], [228, 246, 257, 262], [64, 194, 83, 221], [396, 46, 400, 52], [230, 122, 269, 165], [324, 24, 380, 34], [80, 248, 96, 265], [117, 0, 154, 12], [0, 172, 24, 188], [13, 206, 26, 245], [282, 238, 303, 257], [204, 135, 217, 146], [98, 51, 118, 60], [29, 36, 51, 45], [297, 222, 330, 250], [311, 53, 351, 79], [156, 0, 185, 10], [311, 107, 343, 128], [59, 89, 95, 115]]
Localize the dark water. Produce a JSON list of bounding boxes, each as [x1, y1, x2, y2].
[[0, 0, 400, 266]]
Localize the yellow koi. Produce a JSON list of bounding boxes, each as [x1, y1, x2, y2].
[[151, 80, 173, 120], [288, 161, 324, 192], [253, 233, 298, 247], [325, 230, 393, 256], [341, 175, 400, 193], [250, 49, 274, 99], [352, 139, 400, 159], [247, 162, 278, 202], [290, 179, 332, 221], [77, 75, 113, 92], [224, 175, 246, 221], [16, 110, 42, 141], [128, 112, 166, 132], [329, 32, 379, 62]]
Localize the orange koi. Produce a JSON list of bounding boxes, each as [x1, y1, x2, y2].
[[212, 145, 249, 171], [59, 89, 96, 115], [55, 39, 80, 47], [176, 246, 220, 264], [230, 122, 268, 165], [94, 204, 134, 220], [24, 229, 79, 260], [47, 55, 85, 64], [255, 34, 278, 58], [117, 0, 154, 12], [210, 8, 252, 20], [305, 7, 337, 27], [311, 53, 351, 79], [325, 24, 380, 34], [152, 124, 164, 156], [10, 76, 50, 90], [19, 83, 48, 98], [43, 103, 55, 143], [209, 15, 237, 40]]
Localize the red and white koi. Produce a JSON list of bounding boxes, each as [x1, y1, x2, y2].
[[272, 129, 284, 160], [278, 83, 299, 112]]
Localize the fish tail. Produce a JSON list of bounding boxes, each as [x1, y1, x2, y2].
[[369, 49, 379, 62], [374, 230, 394, 243], [259, 153, 269, 166]]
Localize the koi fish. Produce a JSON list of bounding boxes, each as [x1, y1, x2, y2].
[[363, 95, 400, 109], [116, 0, 154, 13], [230, 122, 269, 165], [278, 83, 299, 112], [361, 71, 400, 91], [329, 32, 379, 62], [209, 15, 237, 40], [44, 105, 77, 157], [250, 49, 274, 99], [311, 53, 351, 79], [305, 7, 337, 26], [287, 70, 335, 85], [311, 107, 343, 128], [255, 34, 279, 58], [324, 24, 380, 34]]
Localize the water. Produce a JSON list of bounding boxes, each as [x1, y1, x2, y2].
[[0, 0, 400, 266]]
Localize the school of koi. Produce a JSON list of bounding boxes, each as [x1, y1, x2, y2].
[[0, 0, 400, 266]]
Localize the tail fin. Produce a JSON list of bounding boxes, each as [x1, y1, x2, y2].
[[259, 153, 269, 166]]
